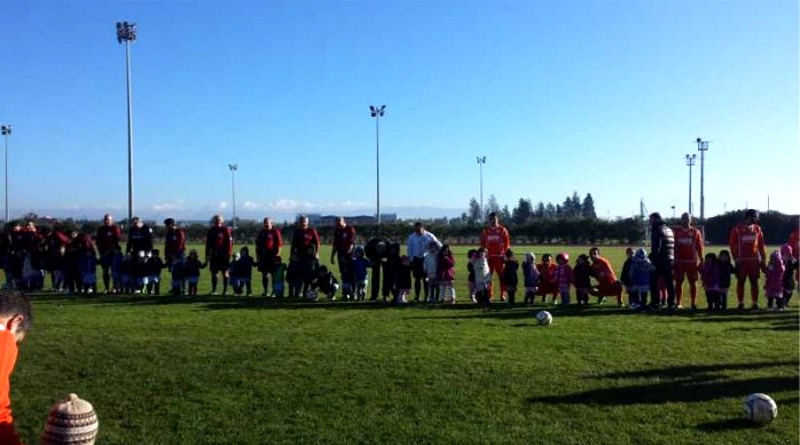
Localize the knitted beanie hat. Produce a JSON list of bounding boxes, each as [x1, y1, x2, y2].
[[41, 393, 99, 445]]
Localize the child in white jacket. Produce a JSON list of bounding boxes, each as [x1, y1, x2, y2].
[[472, 247, 491, 308], [423, 241, 440, 303]]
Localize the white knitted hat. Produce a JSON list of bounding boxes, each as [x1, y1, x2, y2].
[[41, 393, 99, 445]]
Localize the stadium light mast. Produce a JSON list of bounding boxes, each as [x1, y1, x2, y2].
[[685, 154, 696, 217], [228, 163, 238, 231], [1, 125, 11, 222], [116, 21, 137, 224], [477, 156, 486, 218], [696, 137, 710, 220], [369, 105, 386, 226]]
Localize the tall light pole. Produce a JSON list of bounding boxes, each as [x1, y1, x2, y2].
[[476, 156, 486, 218], [696, 137, 709, 220], [671, 205, 675, 219], [369, 105, 386, 225], [116, 21, 137, 224], [685, 154, 696, 216], [228, 163, 238, 231], [1, 125, 11, 222]]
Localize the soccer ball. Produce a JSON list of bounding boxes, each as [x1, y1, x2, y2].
[[306, 289, 318, 301], [743, 393, 777, 424], [536, 311, 553, 326]]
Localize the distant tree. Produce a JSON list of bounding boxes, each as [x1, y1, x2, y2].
[[556, 204, 563, 218], [468, 198, 482, 224], [486, 195, 501, 220], [501, 205, 512, 222], [512, 198, 533, 225], [545, 203, 556, 218], [582, 193, 597, 219], [534, 201, 546, 218]]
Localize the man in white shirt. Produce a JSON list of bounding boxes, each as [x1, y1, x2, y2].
[[406, 222, 442, 302]]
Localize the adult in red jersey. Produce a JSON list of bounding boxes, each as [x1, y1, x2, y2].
[[96, 214, 122, 293], [163, 218, 186, 267], [255, 217, 283, 296], [44, 226, 71, 290], [205, 214, 234, 295], [588, 247, 623, 306], [125, 217, 153, 256], [480, 212, 511, 300], [290, 215, 320, 297], [729, 209, 767, 310], [330, 217, 356, 279], [673, 213, 704, 310]]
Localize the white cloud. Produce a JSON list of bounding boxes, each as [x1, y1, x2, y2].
[[217, 201, 228, 210], [152, 199, 186, 212], [268, 199, 316, 211], [242, 200, 263, 210]]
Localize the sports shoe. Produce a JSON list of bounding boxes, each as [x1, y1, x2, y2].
[[598, 297, 606, 305], [690, 304, 697, 311], [750, 304, 760, 311], [676, 305, 684, 309], [737, 303, 745, 311]]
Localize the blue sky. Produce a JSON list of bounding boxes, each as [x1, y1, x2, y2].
[[0, 0, 797, 222]]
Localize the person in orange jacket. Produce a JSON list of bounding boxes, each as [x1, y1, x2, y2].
[[728, 209, 767, 310], [0, 290, 33, 445]]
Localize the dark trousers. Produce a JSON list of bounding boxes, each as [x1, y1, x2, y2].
[[650, 260, 675, 308]]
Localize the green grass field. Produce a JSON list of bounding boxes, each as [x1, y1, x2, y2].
[[11, 244, 799, 444]]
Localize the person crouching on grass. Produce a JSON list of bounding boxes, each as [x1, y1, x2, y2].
[[0, 289, 33, 445], [588, 247, 623, 307]]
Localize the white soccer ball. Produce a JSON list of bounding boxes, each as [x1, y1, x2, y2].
[[536, 311, 553, 326], [743, 393, 777, 424], [306, 289, 318, 301]]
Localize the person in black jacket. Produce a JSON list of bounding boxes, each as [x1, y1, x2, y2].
[[126, 217, 153, 256], [648, 212, 676, 309]]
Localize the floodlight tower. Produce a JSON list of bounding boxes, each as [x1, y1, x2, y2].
[[476, 156, 486, 218], [228, 163, 238, 230], [1, 124, 11, 222], [116, 21, 137, 223], [369, 105, 386, 225], [696, 137, 709, 220], [685, 154, 696, 216]]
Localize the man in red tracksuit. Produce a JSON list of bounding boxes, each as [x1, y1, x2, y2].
[[205, 214, 234, 296], [330, 217, 356, 281], [729, 209, 767, 310], [95, 214, 122, 293], [480, 212, 510, 300], [290, 215, 320, 298]]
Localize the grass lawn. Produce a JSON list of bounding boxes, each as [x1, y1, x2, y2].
[[11, 244, 799, 444]]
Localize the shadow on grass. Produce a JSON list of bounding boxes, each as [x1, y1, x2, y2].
[[527, 359, 799, 407], [695, 418, 760, 432]]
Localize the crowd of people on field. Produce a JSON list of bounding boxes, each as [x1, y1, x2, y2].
[[0, 209, 797, 312]]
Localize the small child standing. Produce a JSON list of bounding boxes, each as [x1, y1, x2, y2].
[[573, 254, 592, 305], [437, 244, 456, 304], [170, 257, 186, 296], [79, 249, 98, 295], [272, 256, 287, 298], [627, 248, 652, 309], [229, 253, 243, 295], [133, 251, 147, 294], [472, 247, 491, 308], [717, 250, 735, 309], [502, 249, 519, 306], [185, 250, 206, 296], [620, 247, 634, 304], [423, 242, 440, 303], [146, 249, 166, 295], [110, 246, 124, 294], [286, 258, 302, 299], [120, 253, 134, 294], [700, 252, 721, 311], [236, 247, 256, 296], [781, 244, 798, 308], [466, 249, 477, 303], [522, 253, 539, 306], [536, 254, 558, 304], [397, 255, 412, 304], [351, 247, 371, 301], [52, 246, 67, 292], [764, 250, 786, 311], [555, 252, 573, 306]]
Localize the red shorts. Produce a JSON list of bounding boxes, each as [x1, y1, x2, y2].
[[736, 260, 761, 281], [674, 262, 699, 282]]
